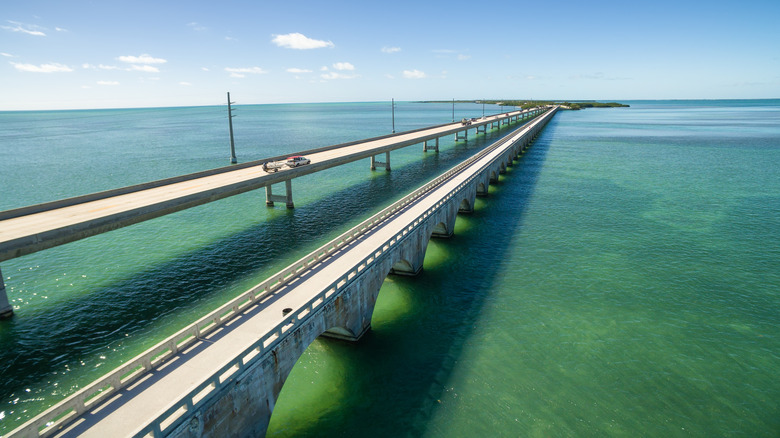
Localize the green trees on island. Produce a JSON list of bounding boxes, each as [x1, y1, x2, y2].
[[479, 100, 630, 110], [418, 100, 630, 110]]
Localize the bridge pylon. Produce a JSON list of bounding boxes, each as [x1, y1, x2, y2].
[[265, 180, 294, 208], [370, 152, 391, 171]]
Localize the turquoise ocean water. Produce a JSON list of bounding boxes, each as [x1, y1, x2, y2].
[[0, 100, 778, 436]]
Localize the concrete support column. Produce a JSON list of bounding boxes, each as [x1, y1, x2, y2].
[[0, 267, 12, 319], [455, 129, 468, 142], [423, 137, 439, 152], [370, 152, 391, 171], [265, 180, 295, 208], [476, 182, 489, 197], [284, 180, 294, 208]]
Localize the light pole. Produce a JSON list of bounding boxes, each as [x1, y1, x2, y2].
[[227, 92, 237, 164], [391, 98, 396, 133]]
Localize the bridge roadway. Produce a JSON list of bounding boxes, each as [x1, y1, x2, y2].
[[9, 107, 557, 437], [0, 107, 542, 318]]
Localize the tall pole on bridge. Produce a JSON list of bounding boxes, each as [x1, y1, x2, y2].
[[452, 98, 455, 122], [227, 92, 237, 164], [391, 98, 395, 133]]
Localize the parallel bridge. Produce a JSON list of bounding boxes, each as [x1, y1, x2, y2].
[[0, 108, 544, 319], [8, 106, 558, 437]]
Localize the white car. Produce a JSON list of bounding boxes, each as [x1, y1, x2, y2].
[[286, 156, 310, 167]]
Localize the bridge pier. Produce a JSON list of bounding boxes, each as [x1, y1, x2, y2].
[[0, 267, 12, 319], [423, 138, 439, 152], [430, 198, 459, 239], [455, 129, 468, 142], [458, 185, 477, 214], [370, 152, 391, 171], [265, 180, 294, 208]]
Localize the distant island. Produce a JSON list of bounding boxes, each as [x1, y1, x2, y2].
[[419, 100, 629, 110]]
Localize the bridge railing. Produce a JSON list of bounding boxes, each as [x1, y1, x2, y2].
[[9, 107, 553, 438]]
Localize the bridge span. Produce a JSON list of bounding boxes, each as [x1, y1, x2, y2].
[[0, 107, 544, 319], [9, 106, 558, 438]]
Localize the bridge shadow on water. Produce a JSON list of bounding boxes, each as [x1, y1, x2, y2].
[[0, 123, 535, 427], [267, 120, 559, 437]]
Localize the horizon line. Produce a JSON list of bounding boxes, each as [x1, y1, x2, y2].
[[1, 98, 779, 113]]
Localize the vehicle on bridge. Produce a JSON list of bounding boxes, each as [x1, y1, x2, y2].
[[286, 155, 311, 167], [461, 118, 472, 126], [262, 161, 284, 172], [262, 156, 310, 172]]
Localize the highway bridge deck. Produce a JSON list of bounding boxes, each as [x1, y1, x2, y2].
[[0, 109, 538, 264]]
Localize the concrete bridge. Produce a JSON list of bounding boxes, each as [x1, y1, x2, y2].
[[8, 106, 558, 437], [0, 107, 545, 320]]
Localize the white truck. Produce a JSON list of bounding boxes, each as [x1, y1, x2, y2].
[[262, 155, 311, 173]]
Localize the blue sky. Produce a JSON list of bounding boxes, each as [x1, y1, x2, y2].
[[2, 0, 779, 110]]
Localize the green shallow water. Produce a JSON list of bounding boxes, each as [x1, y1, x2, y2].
[[1, 101, 779, 436]]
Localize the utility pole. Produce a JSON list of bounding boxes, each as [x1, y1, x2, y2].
[[227, 92, 237, 164], [452, 98, 455, 122], [392, 98, 396, 133], [482, 99, 485, 117]]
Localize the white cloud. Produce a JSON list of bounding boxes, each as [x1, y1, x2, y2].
[[385, 74, 395, 79], [179, 82, 192, 86], [333, 62, 355, 71], [272, 32, 334, 50], [11, 62, 72, 73], [287, 68, 312, 73], [2, 21, 46, 36], [55, 27, 68, 32], [321, 72, 359, 80], [187, 22, 207, 31], [1, 52, 13, 57], [201, 67, 210, 71], [457, 54, 471, 61], [402, 69, 426, 79], [97, 81, 119, 86], [131, 65, 160, 73], [117, 54, 167, 64], [83, 63, 121, 70], [381, 46, 401, 54], [320, 66, 329, 71], [225, 66, 267, 78]]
